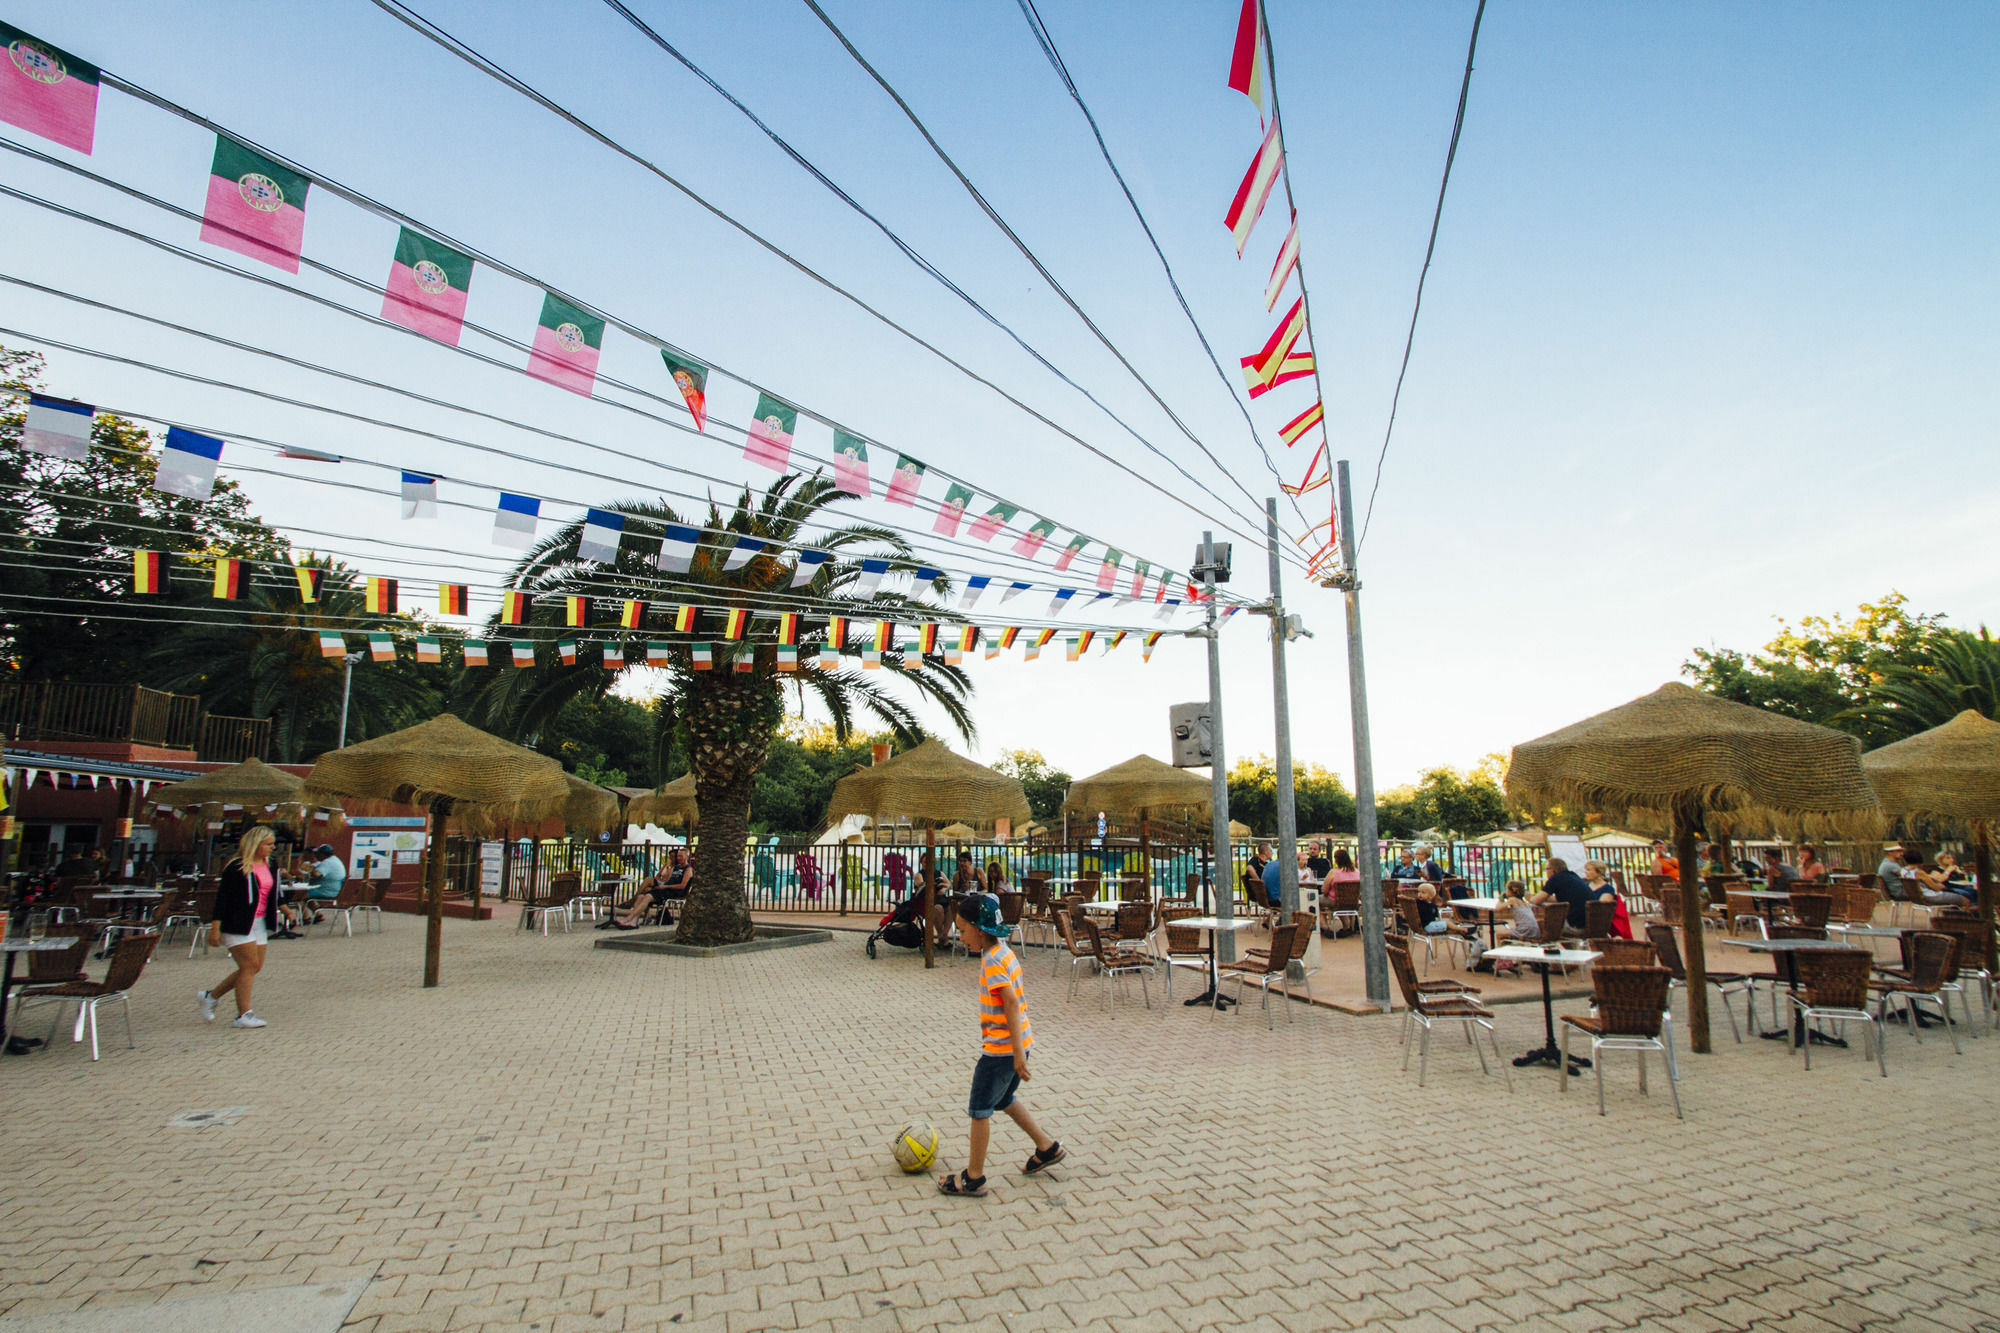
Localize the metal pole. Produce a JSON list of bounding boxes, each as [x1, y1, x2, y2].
[[1335, 463, 1388, 1010], [337, 655, 356, 749], [1202, 532, 1236, 963], [1266, 499, 1300, 918]]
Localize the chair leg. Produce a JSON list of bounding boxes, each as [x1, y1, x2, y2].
[[1637, 1048, 1648, 1096], [1417, 1021, 1431, 1087], [1717, 986, 1741, 1044], [120, 993, 134, 1050], [1594, 1038, 1607, 1115], [1403, 1015, 1416, 1071], [1664, 1038, 1683, 1119], [87, 999, 101, 1061], [1873, 1016, 1887, 1078], [1471, 1019, 1490, 1076], [1936, 995, 1963, 1055], [1559, 1025, 1570, 1094], [1488, 1022, 1512, 1090]]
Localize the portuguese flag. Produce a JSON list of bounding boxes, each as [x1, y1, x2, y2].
[[831, 430, 870, 497], [968, 501, 1016, 543], [620, 599, 645, 629], [0, 23, 100, 154], [744, 393, 797, 472], [661, 352, 708, 430], [885, 454, 925, 506], [525, 292, 604, 397], [416, 636, 442, 663], [200, 135, 310, 273], [132, 550, 165, 593], [382, 228, 474, 345], [365, 577, 397, 614], [368, 632, 395, 663], [463, 639, 489, 667], [1052, 533, 1089, 573], [293, 564, 323, 604], [212, 557, 243, 600], [439, 583, 468, 616], [501, 591, 531, 624], [934, 483, 974, 537], [317, 630, 346, 659]]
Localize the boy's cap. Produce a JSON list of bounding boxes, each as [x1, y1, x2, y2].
[[955, 892, 1012, 940]]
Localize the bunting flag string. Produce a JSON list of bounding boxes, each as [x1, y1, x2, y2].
[[382, 228, 474, 345], [1243, 297, 1307, 390], [22, 393, 92, 459], [1243, 350, 1312, 399], [1225, 0, 1268, 118], [1264, 213, 1300, 310], [830, 430, 870, 496], [400, 471, 438, 518], [1224, 114, 1282, 257], [1278, 401, 1323, 448], [0, 22, 99, 153]]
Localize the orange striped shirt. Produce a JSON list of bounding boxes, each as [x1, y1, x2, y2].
[[979, 943, 1033, 1056]]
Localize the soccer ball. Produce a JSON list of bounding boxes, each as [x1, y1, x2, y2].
[[891, 1122, 939, 1174]]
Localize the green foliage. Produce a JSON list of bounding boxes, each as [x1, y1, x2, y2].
[[1842, 628, 2000, 740], [749, 729, 888, 835], [1412, 761, 1510, 840], [1227, 754, 1356, 836], [542, 692, 657, 789], [992, 748, 1072, 823], [1374, 785, 1424, 840]]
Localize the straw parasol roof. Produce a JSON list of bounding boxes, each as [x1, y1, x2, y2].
[[626, 773, 698, 829], [1505, 682, 1882, 839], [1228, 819, 1253, 839], [1861, 710, 2000, 829], [143, 757, 340, 834], [823, 739, 1030, 826], [303, 713, 573, 837], [559, 774, 624, 836], [1062, 753, 1212, 818], [938, 822, 977, 840]]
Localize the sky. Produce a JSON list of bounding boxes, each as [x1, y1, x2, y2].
[[2, 0, 1995, 790]]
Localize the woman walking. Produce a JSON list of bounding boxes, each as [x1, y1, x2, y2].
[[198, 825, 281, 1029]]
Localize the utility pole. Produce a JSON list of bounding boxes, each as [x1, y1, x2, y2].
[[1264, 499, 1300, 917], [1198, 532, 1236, 964], [336, 652, 362, 749], [1332, 462, 1388, 1010]]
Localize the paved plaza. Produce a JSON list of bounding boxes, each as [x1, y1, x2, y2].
[[2, 910, 1998, 1332]]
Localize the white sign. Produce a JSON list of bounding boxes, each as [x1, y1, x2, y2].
[[352, 829, 424, 880], [1546, 834, 1589, 873], [479, 841, 503, 895]]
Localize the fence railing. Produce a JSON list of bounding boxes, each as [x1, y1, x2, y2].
[[0, 679, 270, 761]]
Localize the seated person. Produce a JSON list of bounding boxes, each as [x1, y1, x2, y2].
[[1878, 847, 1913, 900], [1650, 841, 1679, 878], [295, 843, 346, 925], [1582, 859, 1632, 939], [1796, 844, 1829, 882], [1761, 848, 1799, 889], [1408, 845, 1446, 883], [1321, 849, 1361, 937], [1306, 841, 1332, 883], [1388, 850, 1422, 881], [604, 849, 691, 929], [1260, 854, 1284, 911], [1533, 858, 1593, 935], [1415, 883, 1483, 967], [930, 853, 978, 950], [1912, 850, 1975, 908]]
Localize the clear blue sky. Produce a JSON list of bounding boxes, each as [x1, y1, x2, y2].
[[4, 1, 1995, 789]]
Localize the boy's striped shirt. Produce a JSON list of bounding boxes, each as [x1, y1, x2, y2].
[[979, 942, 1033, 1056]]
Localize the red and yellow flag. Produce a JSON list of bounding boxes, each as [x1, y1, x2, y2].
[[826, 616, 848, 650], [565, 595, 589, 627], [294, 564, 323, 604], [1224, 115, 1282, 257], [132, 550, 165, 594], [620, 599, 645, 629], [1226, 0, 1268, 114], [998, 626, 1020, 649], [776, 612, 799, 646], [1076, 629, 1095, 655], [1032, 628, 1055, 649], [1243, 349, 1313, 398], [673, 604, 697, 633], [871, 621, 895, 652], [918, 623, 938, 655], [438, 583, 468, 615], [1278, 401, 1323, 447], [1244, 296, 1306, 388], [212, 557, 243, 600], [501, 590, 531, 624], [366, 577, 397, 614], [1282, 442, 1329, 496], [721, 607, 748, 640], [955, 625, 978, 653]]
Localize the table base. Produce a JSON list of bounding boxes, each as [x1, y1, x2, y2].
[[1182, 990, 1236, 1010], [5, 1035, 44, 1056], [1513, 1044, 1590, 1074]]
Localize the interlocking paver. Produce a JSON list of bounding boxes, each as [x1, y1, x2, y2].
[[1, 908, 1997, 1332]]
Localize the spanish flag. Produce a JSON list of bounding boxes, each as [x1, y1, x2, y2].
[[1076, 629, 1095, 655], [416, 636, 441, 663], [776, 612, 799, 645], [212, 557, 243, 600], [565, 595, 589, 627], [620, 599, 645, 629], [826, 616, 848, 651], [558, 638, 577, 665], [721, 607, 748, 640], [132, 550, 165, 594], [365, 577, 397, 614], [501, 591, 531, 624], [438, 582, 468, 616], [294, 564, 323, 603], [673, 604, 697, 633], [1278, 400, 1323, 448]]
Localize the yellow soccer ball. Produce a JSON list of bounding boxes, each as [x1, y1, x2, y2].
[[891, 1122, 939, 1174]]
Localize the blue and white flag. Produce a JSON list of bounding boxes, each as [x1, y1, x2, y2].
[[1155, 596, 1182, 622], [1047, 588, 1076, 617], [1000, 581, 1030, 605], [22, 395, 91, 460], [658, 524, 700, 574], [853, 557, 890, 599], [722, 536, 767, 573], [791, 549, 831, 587], [494, 492, 540, 548], [959, 575, 991, 610], [400, 471, 438, 519], [576, 508, 624, 563], [911, 565, 943, 586], [156, 427, 223, 500]]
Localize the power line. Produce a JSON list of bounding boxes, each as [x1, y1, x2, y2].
[[1010, 0, 1314, 538], [1354, 0, 1489, 551]]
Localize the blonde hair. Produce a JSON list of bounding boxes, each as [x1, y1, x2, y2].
[[238, 825, 276, 865], [1583, 859, 1608, 879]]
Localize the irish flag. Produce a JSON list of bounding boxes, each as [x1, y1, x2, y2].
[[0, 23, 99, 154], [317, 630, 346, 659], [201, 136, 310, 273], [646, 642, 670, 666], [1226, 0, 1267, 115], [933, 483, 974, 537], [744, 393, 796, 472], [511, 642, 536, 668], [368, 633, 395, 663], [691, 642, 713, 671], [1224, 116, 1282, 257], [525, 293, 604, 397], [603, 645, 624, 669], [416, 636, 441, 663], [661, 352, 708, 430], [831, 430, 870, 497], [463, 639, 489, 667], [558, 639, 577, 666], [382, 228, 473, 345], [776, 645, 798, 673]]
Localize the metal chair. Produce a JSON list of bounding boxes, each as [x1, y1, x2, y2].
[[1079, 917, 1152, 1010], [14, 934, 159, 1061], [1790, 948, 1884, 1076], [1385, 941, 1508, 1089], [1869, 931, 1962, 1055], [1645, 923, 1752, 1044], [1559, 966, 1682, 1119]]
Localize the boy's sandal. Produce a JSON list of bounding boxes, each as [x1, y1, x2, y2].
[[1022, 1142, 1066, 1175], [937, 1171, 988, 1197]]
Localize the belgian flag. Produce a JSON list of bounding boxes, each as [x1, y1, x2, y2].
[[365, 577, 397, 614], [438, 583, 468, 616], [721, 607, 748, 641], [212, 557, 244, 600], [132, 550, 165, 594], [672, 604, 697, 633], [776, 612, 799, 646]]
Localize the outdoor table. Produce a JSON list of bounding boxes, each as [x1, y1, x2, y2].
[[1171, 916, 1256, 1011], [92, 891, 162, 925], [1, 937, 72, 1055], [1740, 889, 1795, 925], [1484, 943, 1602, 1074], [1721, 936, 1868, 1047], [1449, 897, 1506, 947]]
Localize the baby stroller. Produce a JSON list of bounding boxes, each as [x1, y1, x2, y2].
[[866, 888, 929, 958]]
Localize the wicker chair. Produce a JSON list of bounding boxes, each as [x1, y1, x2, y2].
[[14, 934, 159, 1060], [1754, 924, 1829, 1030], [315, 881, 370, 938], [1558, 966, 1681, 1118], [1079, 917, 1152, 1010], [1158, 906, 1210, 1004], [1868, 931, 1961, 1055], [164, 885, 214, 951], [1399, 891, 1471, 975], [1724, 889, 1766, 938], [104, 890, 178, 948], [1839, 883, 1881, 928], [1788, 892, 1834, 930], [1791, 949, 1884, 1076], [1385, 941, 1508, 1089], [1590, 938, 1656, 968], [520, 872, 581, 935], [1112, 900, 1152, 958], [1221, 923, 1297, 1028], [1052, 906, 1098, 996], [1584, 899, 1616, 942], [1644, 923, 1753, 1044], [1322, 879, 1361, 938]]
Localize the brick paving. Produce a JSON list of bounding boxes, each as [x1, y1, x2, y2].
[[2, 909, 1998, 1332]]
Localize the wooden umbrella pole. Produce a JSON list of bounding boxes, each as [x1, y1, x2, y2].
[[922, 824, 936, 969], [1976, 820, 1996, 976], [1674, 799, 1712, 1054], [423, 796, 451, 988]]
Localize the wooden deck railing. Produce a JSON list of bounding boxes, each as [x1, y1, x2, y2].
[[0, 680, 270, 761]]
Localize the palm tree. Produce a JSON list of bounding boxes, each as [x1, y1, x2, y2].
[[147, 559, 446, 760], [1844, 629, 2000, 741], [463, 473, 974, 946]]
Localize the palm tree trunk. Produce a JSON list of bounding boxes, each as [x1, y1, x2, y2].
[[673, 668, 778, 947]]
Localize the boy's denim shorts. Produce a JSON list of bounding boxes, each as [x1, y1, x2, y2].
[[967, 1052, 1021, 1120]]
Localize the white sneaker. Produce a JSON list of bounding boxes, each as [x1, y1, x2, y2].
[[198, 990, 217, 1022], [230, 1011, 267, 1029]]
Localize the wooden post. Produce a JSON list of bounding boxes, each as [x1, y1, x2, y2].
[[423, 796, 452, 988], [1674, 799, 1711, 1054], [469, 825, 481, 918], [922, 824, 936, 969], [1976, 820, 1995, 977]]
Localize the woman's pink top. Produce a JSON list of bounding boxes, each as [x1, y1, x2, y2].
[[249, 862, 274, 920]]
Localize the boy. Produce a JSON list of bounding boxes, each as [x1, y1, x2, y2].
[[937, 894, 1065, 1197]]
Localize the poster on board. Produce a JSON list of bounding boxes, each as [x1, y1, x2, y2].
[[1545, 834, 1589, 873]]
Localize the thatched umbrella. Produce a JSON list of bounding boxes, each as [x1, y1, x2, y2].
[[1863, 710, 2000, 972], [938, 822, 977, 841], [1507, 682, 1881, 1052], [824, 740, 1031, 967], [303, 714, 573, 987], [627, 773, 698, 830], [1064, 753, 1210, 879], [557, 774, 623, 836], [143, 757, 342, 853]]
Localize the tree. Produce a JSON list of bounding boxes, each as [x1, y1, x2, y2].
[[1844, 628, 2000, 740], [540, 692, 659, 789], [1226, 754, 1355, 837], [749, 723, 889, 835], [1375, 786, 1423, 840], [993, 748, 1071, 823], [460, 474, 974, 946], [1413, 763, 1509, 840]]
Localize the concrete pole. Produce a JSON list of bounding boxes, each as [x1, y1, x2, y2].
[[1266, 499, 1300, 918], [337, 655, 357, 750], [1202, 533, 1236, 963], [1336, 463, 1389, 1010]]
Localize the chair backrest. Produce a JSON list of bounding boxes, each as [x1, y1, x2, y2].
[[1796, 948, 1871, 1009], [1261, 924, 1297, 975], [1590, 938, 1655, 967], [998, 892, 1025, 926], [1788, 891, 1833, 928], [1844, 884, 1881, 925], [1055, 905, 1085, 956], [1384, 940, 1423, 1008], [1770, 924, 1826, 943], [101, 933, 159, 991], [1925, 912, 1986, 975], [26, 929, 92, 983], [1290, 912, 1315, 958], [1185, 872, 1202, 897], [1589, 966, 1670, 1037], [1333, 880, 1360, 911], [1585, 899, 1615, 939], [1903, 931, 1958, 992], [1240, 868, 1263, 899], [1644, 923, 1687, 980], [1396, 890, 1424, 931], [1161, 906, 1204, 955], [148, 890, 181, 927], [1533, 901, 1569, 943], [1114, 902, 1148, 941], [1659, 885, 1683, 921], [1724, 890, 1757, 920]]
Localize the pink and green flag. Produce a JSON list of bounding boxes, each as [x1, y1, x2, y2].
[[201, 135, 311, 273], [933, 483, 974, 537], [744, 392, 797, 471], [525, 292, 604, 397], [661, 352, 708, 430], [0, 23, 99, 154], [831, 429, 871, 497], [1012, 517, 1057, 559], [1051, 533, 1090, 573], [885, 454, 925, 506], [382, 228, 474, 345], [967, 501, 1016, 543]]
